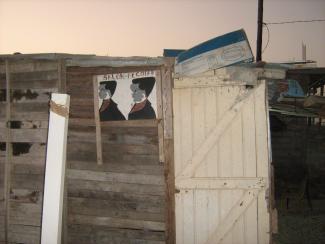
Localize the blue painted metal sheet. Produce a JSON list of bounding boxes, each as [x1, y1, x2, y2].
[[175, 29, 254, 76], [163, 49, 185, 57]]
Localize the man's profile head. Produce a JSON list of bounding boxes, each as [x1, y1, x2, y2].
[[99, 80, 117, 100], [130, 77, 155, 102]]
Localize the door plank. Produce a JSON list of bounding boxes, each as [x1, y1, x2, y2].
[[205, 189, 260, 244], [176, 85, 258, 179]]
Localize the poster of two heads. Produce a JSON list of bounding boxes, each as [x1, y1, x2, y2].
[[96, 71, 157, 121]]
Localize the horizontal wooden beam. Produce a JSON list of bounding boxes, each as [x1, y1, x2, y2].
[[69, 118, 159, 127], [176, 177, 266, 190], [68, 214, 165, 232], [174, 79, 246, 89], [67, 169, 165, 186]]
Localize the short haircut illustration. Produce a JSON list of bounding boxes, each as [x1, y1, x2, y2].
[[100, 80, 117, 96], [132, 77, 155, 97]]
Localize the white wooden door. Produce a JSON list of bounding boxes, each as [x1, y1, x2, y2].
[[173, 78, 270, 244]]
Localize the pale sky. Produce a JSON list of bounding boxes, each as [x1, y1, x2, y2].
[[0, 0, 324, 66]]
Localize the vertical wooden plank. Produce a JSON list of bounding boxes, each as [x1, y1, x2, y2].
[[173, 88, 182, 177], [183, 190, 194, 244], [254, 81, 270, 244], [242, 95, 258, 244], [204, 87, 219, 242], [156, 69, 164, 163], [191, 87, 208, 243], [192, 87, 206, 175], [4, 59, 12, 244], [179, 88, 192, 174], [231, 109, 246, 244], [161, 59, 176, 244], [218, 87, 234, 244], [41, 93, 70, 244], [58, 59, 68, 244], [175, 191, 183, 244], [205, 87, 218, 177], [58, 59, 67, 93], [93, 77, 103, 165]]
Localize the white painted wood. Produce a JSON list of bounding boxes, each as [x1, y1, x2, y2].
[[41, 93, 70, 244], [254, 81, 270, 244], [205, 189, 260, 244], [176, 177, 266, 190], [177, 87, 255, 179], [173, 77, 270, 244]]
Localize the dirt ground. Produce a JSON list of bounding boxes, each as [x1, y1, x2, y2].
[[273, 200, 325, 244]]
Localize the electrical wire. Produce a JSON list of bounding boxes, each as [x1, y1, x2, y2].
[[265, 19, 325, 25], [262, 23, 270, 53]]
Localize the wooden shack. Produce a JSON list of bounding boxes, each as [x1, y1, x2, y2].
[[0, 54, 274, 244], [0, 54, 174, 244]]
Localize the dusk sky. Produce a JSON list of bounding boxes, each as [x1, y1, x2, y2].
[[0, 0, 324, 66]]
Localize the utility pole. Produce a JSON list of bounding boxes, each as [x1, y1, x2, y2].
[[256, 0, 264, 62]]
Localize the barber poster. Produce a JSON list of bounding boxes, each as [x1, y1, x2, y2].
[[95, 71, 157, 121]]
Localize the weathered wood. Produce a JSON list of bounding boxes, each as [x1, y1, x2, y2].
[[67, 169, 164, 186], [0, 79, 58, 89], [0, 128, 47, 143], [68, 179, 164, 196], [4, 59, 11, 243], [69, 118, 159, 127], [0, 70, 58, 83], [9, 188, 42, 204], [58, 59, 67, 93], [0, 60, 58, 73], [93, 77, 103, 165], [68, 189, 164, 204], [0, 102, 49, 121], [68, 224, 165, 243], [67, 56, 164, 68], [0, 120, 48, 129], [68, 160, 163, 175], [174, 79, 246, 89], [68, 197, 164, 220], [156, 69, 164, 163], [12, 162, 45, 175], [69, 214, 165, 232], [8, 224, 40, 244], [10, 202, 42, 226], [11, 173, 44, 191], [161, 58, 176, 244], [68, 129, 158, 145]]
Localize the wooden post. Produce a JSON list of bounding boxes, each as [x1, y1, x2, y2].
[[58, 59, 67, 93], [93, 77, 103, 165], [41, 93, 70, 244], [162, 58, 176, 244], [256, 0, 264, 62], [4, 59, 12, 243]]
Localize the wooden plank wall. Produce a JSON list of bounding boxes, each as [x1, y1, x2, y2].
[[0, 59, 60, 244], [66, 66, 166, 243]]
